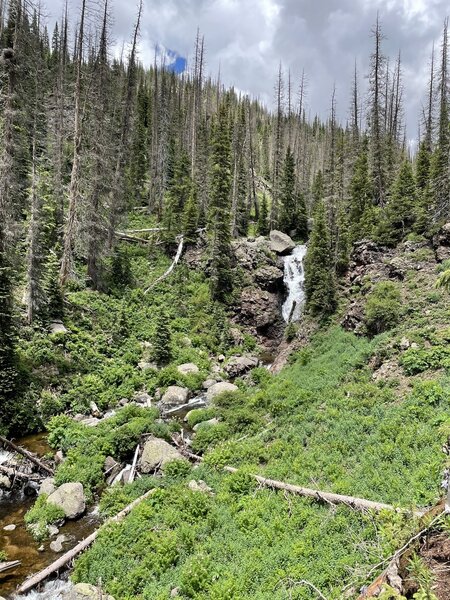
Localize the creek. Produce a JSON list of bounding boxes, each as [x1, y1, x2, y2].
[[282, 244, 308, 323]]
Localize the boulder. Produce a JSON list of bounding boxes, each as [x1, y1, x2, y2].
[[202, 379, 217, 390], [177, 363, 200, 376], [134, 392, 152, 406], [433, 222, 450, 248], [55, 450, 64, 465], [138, 361, 157, 371], [89, 401, 102, 418], [47, 482, 86, 519], [0, 475, 11, 489], [206, 382, 238, 402], [161, 386, 189, 406], [49, 321, 68, 335], [63, 583, 115, 600], [139, 438, 183, 473], [225, 356, 259, 378], [3, 523, 16, 531], [239, 287, 280, 329], [193, 418, 219, 431], [269, 230, 295, 255], [38, 477, 56, 496], [188, 480, 213, 495], [254, 265, 284, 291]]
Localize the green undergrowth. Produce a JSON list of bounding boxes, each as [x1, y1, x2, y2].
[[24, 494, 65, 541], [70, 325, 450, 598]]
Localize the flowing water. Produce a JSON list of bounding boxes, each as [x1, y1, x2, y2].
[[0, 434, 100, 599], [282, 244, 307, 323]]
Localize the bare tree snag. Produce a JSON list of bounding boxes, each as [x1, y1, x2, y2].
[[144, 236, 184, 293]]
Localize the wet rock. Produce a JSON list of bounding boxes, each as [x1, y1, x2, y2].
[[239, 287, 280, 329], [161, 386, 189, 407], [3, 523, 16, 531], [0, 475, 11, 489], [47, 482, 86, 519], [48, 524, 59, 537], [63, 583, 115, 600], [254, 265, 284, 291], [269, 230, 295, 255], [202, 379, 217, 390], [80, 417, 100, 427], [225, 356, 259, 378], [139, 438, 183, 473], [206, 382, 238, 402], [177, 363, 199, 375], [193, 418, 219, 431], [188, 480, 213, 495], [50, 534, 67, 553], [39, 477, 56, 496]]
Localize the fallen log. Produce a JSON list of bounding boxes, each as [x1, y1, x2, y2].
[[223, 467, 425, 517], [0, 464, 41, 481], [0, 436, 54, 476], [128, 444, 139, 484], [16, 488, 156, 595], [0, 560, 21, 574], [118, 228, 166, 234], [144, 235, 184, 293]]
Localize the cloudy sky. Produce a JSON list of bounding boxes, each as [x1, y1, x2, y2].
[[45, 0, 449, 138]]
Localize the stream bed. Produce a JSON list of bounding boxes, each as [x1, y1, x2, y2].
[[0, 434, 100, 599]]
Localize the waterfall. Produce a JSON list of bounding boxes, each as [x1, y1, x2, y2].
[[282, 244, 307, 323]]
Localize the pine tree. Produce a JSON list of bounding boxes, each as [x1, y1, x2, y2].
[[349, 137, 373, 242], [279, 146, 297, 234], [183, 185, 199, 243], [235, 156, 249, 237], [208, 96, 233, 302], [153, 310, 172, 364], [304, 200, 336, 316], [257, 193, 270, 236]]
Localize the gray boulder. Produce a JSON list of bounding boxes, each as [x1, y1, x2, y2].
[[269, 230, 295, 255], [62, 583, 115, 600], [254, 265, 284, 290], [47, 482, 86, 519], [225, 356, 259, 378], [193, 418, 219, 431], [177, 363, 199, 375], [50, 534, 67, 553], [139, 438, 183, 473], [161, 386, 189, 406], [206, 382, 238, 402], [202, 379, 217, 390], [49, 321, 68, 335], [38, 477, 56, 496]]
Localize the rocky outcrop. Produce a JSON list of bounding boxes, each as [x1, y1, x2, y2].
[[161, 386, 189, 407], [433, 222, 450, 262], [193, 418, 220, 431], [254, 265, 284, 291], [139, 438, 183, 473], [177, 363, 199, 375], [239, 287, 280, 330], [206, 382, 238, 402], [269, 230, 295, 255], [47, 482, 86, 519], [225, 355, 259, 378]]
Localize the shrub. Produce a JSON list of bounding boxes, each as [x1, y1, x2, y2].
[[24, 494, 65, 540], [364, 281, 402, 335]]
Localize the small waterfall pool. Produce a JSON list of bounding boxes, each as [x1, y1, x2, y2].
[[282, 244, 307, 323]]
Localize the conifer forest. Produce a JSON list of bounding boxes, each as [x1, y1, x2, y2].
[[1, 1, 450, 599]]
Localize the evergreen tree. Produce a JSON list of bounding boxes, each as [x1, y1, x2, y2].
[[279, 146, 296, 234], [257, 193, 270, 236], [235, 156, 249, 237], [153, 310, 172, 364], [182, 186, 199, 243], [349, 137, 373, 242], [208, 96, 233, 302], [304, 201, 336, 316]]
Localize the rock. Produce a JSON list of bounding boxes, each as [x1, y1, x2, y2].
[[0, 475, 11, 489], [350, 239, 384, 266], [436, 246, 450, 262], [239, 287, 280, 329], [38, 545, 44, 552], [63, 583, 115, 600], [118, 398, 129, 406], [206, 382, 238, 402], [341, 302, 365, 333], [49, 321, 68, 335], [188, 480, 213, 494], [433, 222, 450, 248], [38, 477, 56, 496], [193, 418, 219, 432], [138, 361, 157, 371], [202, 379, 217, 390], [225, 356, 259, 378], [139, 438, 183, 473], [269, 230, 295, 255], [55, 450, 64, 465], [47, 482, 86, 519], [3, 523, 16, 531], [89, 401, 102, 418], [177, 363, 199, 375], [229, 327, 245, 346], [134, 392, 152, 406], [170, 588, 180, 598], [254, 265, 284, 291], [48, 524, 59, 537], [161, 386, 189, 406], [399, 337, 410, 350], [80, 417, 100, 427], [218, 354, 226, 362], [104, 456, 118, 472], [50, 534, 67, 553]]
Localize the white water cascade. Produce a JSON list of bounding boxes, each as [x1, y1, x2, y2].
[[282, 244, 307, 323]]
